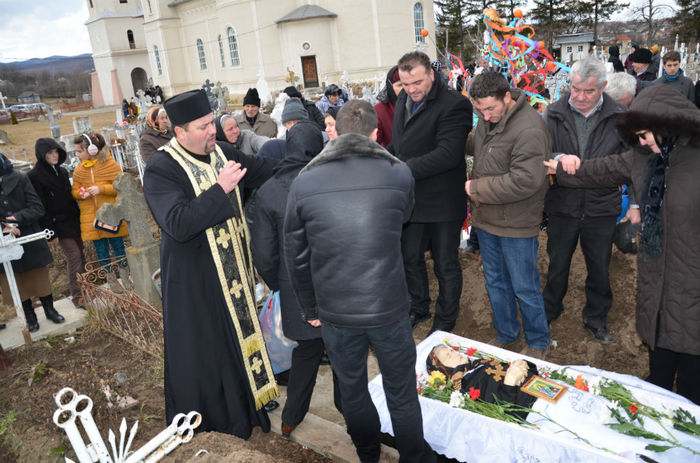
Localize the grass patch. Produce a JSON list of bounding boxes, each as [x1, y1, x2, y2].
[[0, 410, 21, 458]]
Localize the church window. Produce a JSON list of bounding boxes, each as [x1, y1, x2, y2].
[[413, 3, 425, 44], [566, 46, 572, 53], [228, 27, 241, 67], [147, 0, 152, 14], [578, 45, 584, 52], [120, 0, 128, 3], [218, 35, 226, 67], [197, 39, 207, 70], [127, 30, 135, 49], [154, 45, 163, 75], [88, 0, 93, 8]]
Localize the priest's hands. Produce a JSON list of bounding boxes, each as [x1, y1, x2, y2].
[[504, 359, 529, 386], [217, 161, 247, 194]]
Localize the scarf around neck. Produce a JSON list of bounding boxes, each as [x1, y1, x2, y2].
[[640, 135, 677, 259]]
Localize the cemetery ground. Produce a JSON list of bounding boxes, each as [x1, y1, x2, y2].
[[0, 107, 647, 461]]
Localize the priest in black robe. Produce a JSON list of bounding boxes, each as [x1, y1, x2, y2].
[[143, 89, 278, 438]]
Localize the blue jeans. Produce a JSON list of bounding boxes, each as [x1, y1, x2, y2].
[[92, 237, 127, 269], [322, 318, 435, 463], [477, 229, 550, 350]]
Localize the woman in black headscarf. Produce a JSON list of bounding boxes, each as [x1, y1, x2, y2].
[[0, 150, 64, 332], [374, 65, 403, 147], [28, 138, 85, 309], [608, 45, 625, 73]]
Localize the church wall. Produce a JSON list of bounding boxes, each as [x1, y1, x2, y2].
[[90, 0, 437, 102]]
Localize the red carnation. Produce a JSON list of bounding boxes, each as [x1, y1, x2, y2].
[[629, 405, 638, 415], [469, 387, 481, 401], [466, 348, 477, 356]]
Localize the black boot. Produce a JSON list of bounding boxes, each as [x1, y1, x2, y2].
[[40, 295, 65, 324], [22, 299, 39, 332]]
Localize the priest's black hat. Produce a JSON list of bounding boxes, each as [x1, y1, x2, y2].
[[164, 89, 211, 126], [243, 88, 261, 107]]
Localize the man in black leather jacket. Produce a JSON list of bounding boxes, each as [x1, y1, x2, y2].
[[284, 100, 435, 463]]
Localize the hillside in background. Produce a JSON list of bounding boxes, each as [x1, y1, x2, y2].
[[0, 54, 94, 75]]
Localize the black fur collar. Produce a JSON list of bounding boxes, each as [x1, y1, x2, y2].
[[301, 133, 402, 173]]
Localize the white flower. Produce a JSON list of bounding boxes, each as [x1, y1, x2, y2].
[[449, 390, 465, 408]]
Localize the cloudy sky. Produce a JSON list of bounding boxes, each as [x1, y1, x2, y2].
[[0, 0, 92, 62]]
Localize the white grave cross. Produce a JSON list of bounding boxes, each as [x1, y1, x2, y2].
[[0, 228, 54, 344], [0, 92, 7, 109]]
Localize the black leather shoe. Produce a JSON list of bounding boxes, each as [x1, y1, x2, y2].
[[263, 400, 279, 412], [584, 323, 613, 344], [409, 311, 431, 328], [320, 352, 331, 365], [44, 309, 65, 324]]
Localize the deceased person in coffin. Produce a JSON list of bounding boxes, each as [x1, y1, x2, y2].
[[427, 345, 540, 418]]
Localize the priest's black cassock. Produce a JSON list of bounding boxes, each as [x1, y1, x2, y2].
[[143, 139, 276, 438]]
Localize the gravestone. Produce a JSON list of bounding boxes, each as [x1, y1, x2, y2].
[[0, 129, 8, 145], [47, 107, 60, 139], [213, 81, 228, 113], [96, 173, 161, 305], [73, 116, 91, 135], [136, 89, 150, 115], [202, 79, 217, 111]]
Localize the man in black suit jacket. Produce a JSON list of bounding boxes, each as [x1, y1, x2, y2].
[[388, 51, 473, 332]]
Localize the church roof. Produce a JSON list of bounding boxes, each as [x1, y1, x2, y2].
[[276, 5, 337, 24], [554, 32, 595, 46]]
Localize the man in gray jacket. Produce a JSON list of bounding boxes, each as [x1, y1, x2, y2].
[[466, 71, 551, 359]]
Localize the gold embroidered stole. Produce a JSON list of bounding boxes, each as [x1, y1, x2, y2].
[[163, 139, 278, 409]]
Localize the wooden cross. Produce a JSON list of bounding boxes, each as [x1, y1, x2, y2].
[[216, 229, 231, 249], [485, 362, 506, 383], [229, 279, 243, 299]]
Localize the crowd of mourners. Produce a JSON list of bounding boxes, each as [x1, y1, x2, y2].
[[2, 43, 698, 463]]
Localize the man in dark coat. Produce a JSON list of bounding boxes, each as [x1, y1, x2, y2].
[[628, 48, 657, 82], [655, 50, 695, 102], [250, 119, 334, 438], [28, 138, 84, 308], [387, 51, 473, 332], [284, 100, 434, 463], [543, 58, 628, 344], [142, 89, 279, 438]]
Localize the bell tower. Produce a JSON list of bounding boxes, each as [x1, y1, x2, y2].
[[85, 0, 151, 106]]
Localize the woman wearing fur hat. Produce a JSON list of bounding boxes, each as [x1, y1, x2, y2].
[[546, 85, 700, 404], [0, 150, 65, 332], [28, 138, 85, 309], [138, 105, 172, 165]]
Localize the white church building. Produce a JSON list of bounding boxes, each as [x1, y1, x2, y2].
[[86, 0, 436, 106]]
